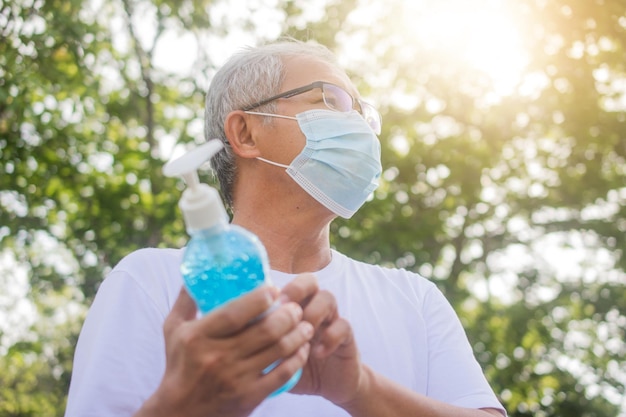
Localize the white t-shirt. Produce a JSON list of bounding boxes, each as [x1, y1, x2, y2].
[[65, 248, 506, 416]]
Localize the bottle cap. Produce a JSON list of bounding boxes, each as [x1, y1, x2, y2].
[[163, 140, 228, 233]]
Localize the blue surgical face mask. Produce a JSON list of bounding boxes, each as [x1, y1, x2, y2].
[[245, 109, 382, 219]]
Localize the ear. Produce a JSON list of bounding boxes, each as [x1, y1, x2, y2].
[[224, 110, 261, 159]]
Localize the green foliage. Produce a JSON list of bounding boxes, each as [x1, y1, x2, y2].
[[330, 1, 626, 415], [1, 0, 625, 416], [1, 0, 206, 412]]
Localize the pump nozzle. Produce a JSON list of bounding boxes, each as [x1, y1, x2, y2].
[[163, 139, 228, 233], [163, 139, 224, 180]]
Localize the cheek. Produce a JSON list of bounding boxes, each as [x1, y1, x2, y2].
[[279, 123, 307, 163]]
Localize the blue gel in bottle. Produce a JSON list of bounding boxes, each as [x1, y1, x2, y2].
[[164, 140, 301, 397]]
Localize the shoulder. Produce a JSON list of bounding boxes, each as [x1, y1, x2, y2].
[[334, 250, 436, 287], [103, 247, 184, 315], [114, 247, 183, 271]]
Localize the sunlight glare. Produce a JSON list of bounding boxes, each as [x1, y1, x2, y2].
[[401, 0, 529, 98]]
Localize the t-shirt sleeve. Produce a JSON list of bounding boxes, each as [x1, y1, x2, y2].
[[64, 269, 168, 417], [422, 285, 507, 415]]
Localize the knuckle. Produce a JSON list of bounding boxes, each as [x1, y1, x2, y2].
[[259, 317, 287, 342], [284, 286, 305, 303], [215, 308, 239, 330], [264, 303, 301, 336], [302, 273, 320, 294], [162, 319, 174, 336], [200, 353, 221, 373], [319, 289, 337, 306], [275, 335, 296, 356], [163, 314, 180, 337], [176, 326, 198, 348], [285, 273, 318, 300], [332, 318, 353, 341]]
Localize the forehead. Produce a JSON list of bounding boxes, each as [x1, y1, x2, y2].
[[280, 55, 356, 96]]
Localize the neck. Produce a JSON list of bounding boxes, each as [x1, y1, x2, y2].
[[231, 205, 334, 274]]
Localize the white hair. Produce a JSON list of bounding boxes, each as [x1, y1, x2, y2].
[[205, 39, 340, 207]]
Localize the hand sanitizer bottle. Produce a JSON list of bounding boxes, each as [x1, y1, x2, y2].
[[163, 140, 301, 397]]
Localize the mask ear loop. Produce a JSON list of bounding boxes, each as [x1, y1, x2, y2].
[[245, 111, 297, 169], [256, 157, 289, 169]]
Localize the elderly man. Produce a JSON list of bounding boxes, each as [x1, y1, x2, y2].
[[65, 40, 506, 417]]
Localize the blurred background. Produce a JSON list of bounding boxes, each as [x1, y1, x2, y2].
[[1, 0, 625, 415]]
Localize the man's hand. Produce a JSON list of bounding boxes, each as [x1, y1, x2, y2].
[[280, 276, 506, 417], [135, 286, 313, 417], [280, 274, 365, 406]]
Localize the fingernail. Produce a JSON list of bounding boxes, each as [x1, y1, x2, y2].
[[278, 293, 290, 305], [288, 303, 302, 321]]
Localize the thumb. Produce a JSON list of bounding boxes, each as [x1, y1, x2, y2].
[[164, 287, 198, 333]]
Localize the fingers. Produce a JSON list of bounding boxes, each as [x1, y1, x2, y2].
[[220, 318, 313, 406], [280, 273, 319, 306], [300, 289, 338, 329], [164, 287, 198, 337], [256, 343, 311, 398], [236, 302, 306, 357], [311, 317, 354, 358], [282, 281, 352, 360], [247, 319, 314, 367], [197, 285, 279, 337]]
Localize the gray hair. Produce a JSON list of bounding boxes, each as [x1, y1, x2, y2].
[[205, 39, 340, 208]]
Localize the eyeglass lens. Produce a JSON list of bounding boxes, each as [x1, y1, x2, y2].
[[322, 83, 354, 113], [361, 103, 382, 135], [322, 83, 381, 134]]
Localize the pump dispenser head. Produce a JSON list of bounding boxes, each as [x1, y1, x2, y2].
[[163, 140, 228, 233]]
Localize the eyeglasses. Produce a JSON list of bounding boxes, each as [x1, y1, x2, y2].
[[241, 81, 382, 135]]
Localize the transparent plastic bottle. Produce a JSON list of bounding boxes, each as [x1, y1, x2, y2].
[[181, 223, 267, 313], [163, 140, 301, 397], [182, 221, 302, 396]]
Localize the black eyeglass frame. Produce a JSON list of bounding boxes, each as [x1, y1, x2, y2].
[[240, 81, 381, 134]]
